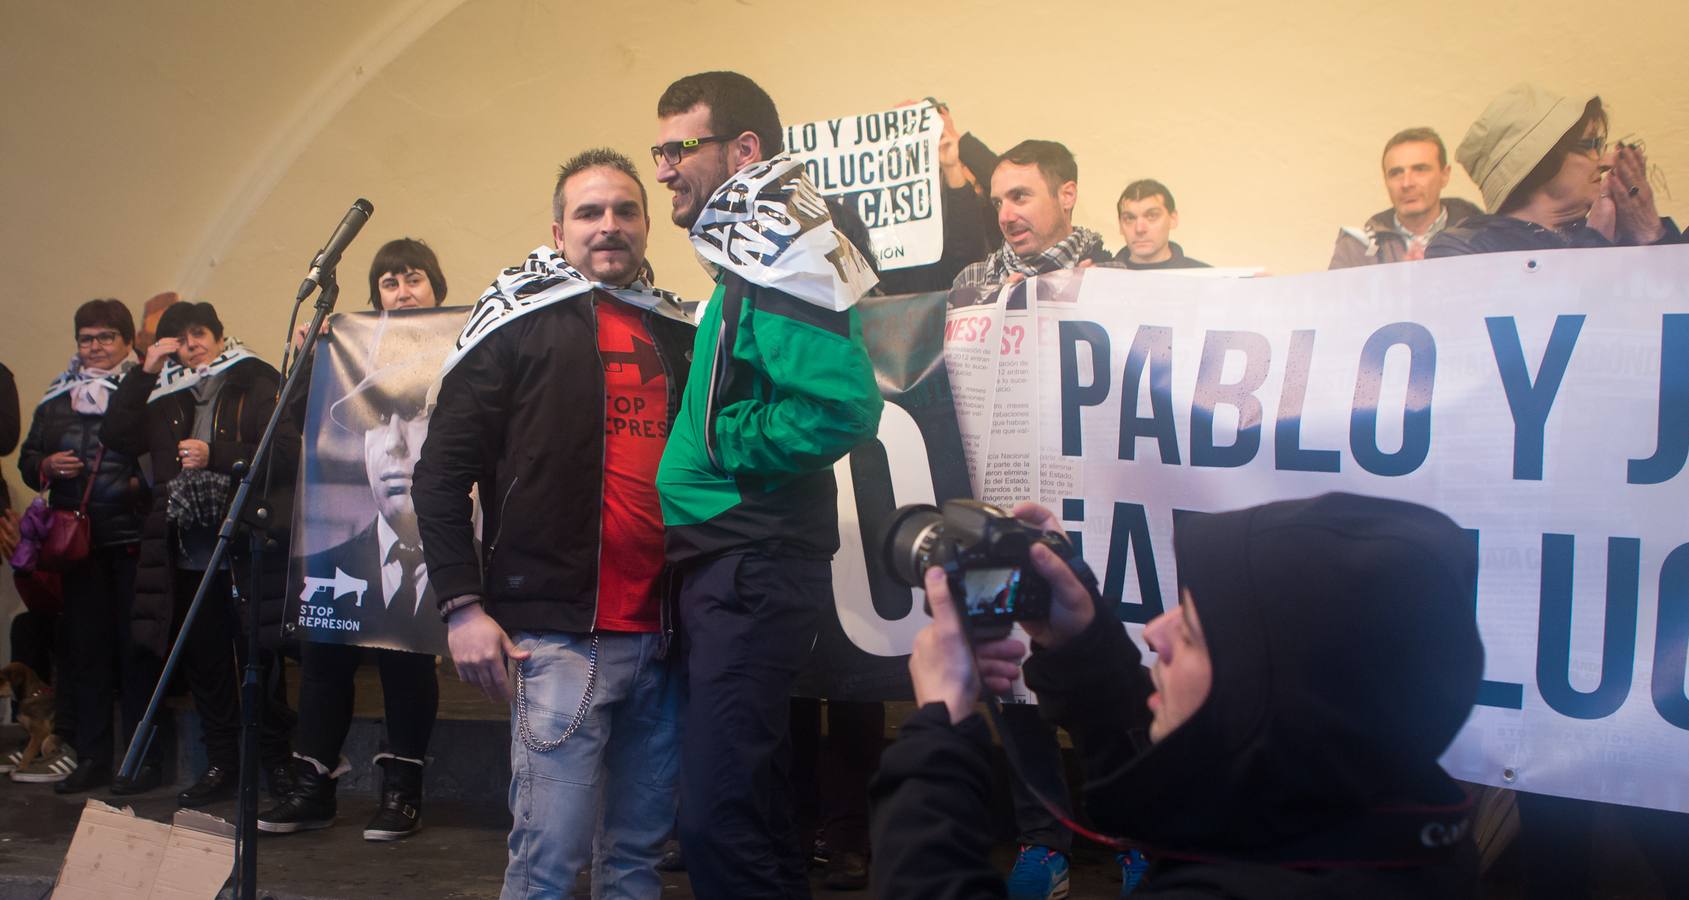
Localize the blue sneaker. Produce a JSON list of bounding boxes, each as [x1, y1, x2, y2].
[[1117, 848, 1149, 896], [1006, 844, 1070, 900]]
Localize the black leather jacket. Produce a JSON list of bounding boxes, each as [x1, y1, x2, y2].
[[18, 392, 146, 547]]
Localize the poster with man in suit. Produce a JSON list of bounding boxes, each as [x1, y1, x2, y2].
[[288, 308, 469, 656]]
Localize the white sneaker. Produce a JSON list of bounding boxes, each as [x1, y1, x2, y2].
[[10, 742, 77, 783]]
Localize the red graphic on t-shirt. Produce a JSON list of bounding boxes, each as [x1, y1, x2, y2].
[[595, 296, 669, 632]]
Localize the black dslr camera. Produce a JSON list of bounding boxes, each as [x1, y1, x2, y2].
[[881, 499, 1076, 641]]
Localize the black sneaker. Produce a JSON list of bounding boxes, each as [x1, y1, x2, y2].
[[257, 791, 337, 833], [266, 761, 298, 802], [111, 762, 164, 795], [54, 761, 111, 795], [177, 765, 236, 808], [258, 756, 338, 834], [823, 851, 869, 891]]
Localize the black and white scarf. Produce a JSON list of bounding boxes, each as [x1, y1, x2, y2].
[[149, 338, 258, 402], [441, 246, 689, 378], [39, 352, 137, 414], [985, 225, 1105, 283], [690, 156, 878, 311]]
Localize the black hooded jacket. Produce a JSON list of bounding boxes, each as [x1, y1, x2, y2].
[[870, 493, 1484, 899]]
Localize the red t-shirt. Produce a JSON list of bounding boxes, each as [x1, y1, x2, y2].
[[594, 295, 670, 632]]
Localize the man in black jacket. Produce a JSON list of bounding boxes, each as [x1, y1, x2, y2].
[[413, 147, 694, 899], [870, 494, 1484, 898]]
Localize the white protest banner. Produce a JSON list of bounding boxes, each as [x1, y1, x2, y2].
[[783, 101, 944, 270], [867, 248, 1688, 813]]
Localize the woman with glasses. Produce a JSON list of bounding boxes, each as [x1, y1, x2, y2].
[[13, 299, 158, 792], [1428, 84, 1678, 257]]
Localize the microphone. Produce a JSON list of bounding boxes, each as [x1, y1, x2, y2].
[[296, 198, 375, 301]]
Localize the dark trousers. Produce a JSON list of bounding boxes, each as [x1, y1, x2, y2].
[[1000, 702, 1073, 852], [679, 551, 829, 900], [55, 544, 156, 770], [790, 698, 885, 856], [171, 569, 294, 769], [295, 640, 438, 764]]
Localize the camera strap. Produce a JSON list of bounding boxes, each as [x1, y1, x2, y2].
[[982, 695, 1475, 869]]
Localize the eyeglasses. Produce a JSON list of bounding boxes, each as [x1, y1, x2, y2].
[[1574, 135, 1607, 157], [76, 331, 122, 347], [650, 135, 731, 166]]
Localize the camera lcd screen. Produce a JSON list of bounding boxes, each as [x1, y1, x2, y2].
[[960, 567, 1022, 618]]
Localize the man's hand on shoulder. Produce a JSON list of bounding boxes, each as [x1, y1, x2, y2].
[[446, 600, 529, 703]]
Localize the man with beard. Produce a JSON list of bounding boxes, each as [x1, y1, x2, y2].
[[951, 139, 1112, 294], [950, 136, 1113, 900], [652, 70, 883, 899], [414, 148, 695, 898]]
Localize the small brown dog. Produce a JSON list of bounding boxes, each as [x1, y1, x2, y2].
[[1, 662, 57, 770]]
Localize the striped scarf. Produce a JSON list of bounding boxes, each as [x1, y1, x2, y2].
[[987, 226, 1105, 282]]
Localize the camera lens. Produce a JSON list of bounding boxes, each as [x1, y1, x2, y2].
[[881, 504, 944, 588]]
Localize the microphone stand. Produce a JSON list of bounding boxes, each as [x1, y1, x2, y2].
[[119, 273, 343, 900]]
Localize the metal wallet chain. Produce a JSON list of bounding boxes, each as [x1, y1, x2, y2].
[[515, 633, 601, 752]]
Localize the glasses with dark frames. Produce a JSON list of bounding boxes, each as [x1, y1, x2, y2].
[[650, 135, 732, 166], [76, 331, 122, 347]]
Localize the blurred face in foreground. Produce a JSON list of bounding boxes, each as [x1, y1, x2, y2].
[[1142, 588, 1213, 743]]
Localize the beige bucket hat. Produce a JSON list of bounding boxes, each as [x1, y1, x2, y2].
[[1456, 84, 1599, 213]]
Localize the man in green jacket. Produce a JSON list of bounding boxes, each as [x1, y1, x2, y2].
[[652, 70, 883, 899]]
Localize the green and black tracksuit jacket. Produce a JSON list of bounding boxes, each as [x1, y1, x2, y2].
[[657, 271, 883, 562]]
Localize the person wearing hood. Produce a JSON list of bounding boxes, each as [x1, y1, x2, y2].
[[870, 493, 1485, 899], [1328, 127, 1482, 268], [1427, 84, 1678, 257], [12, 299, 155, 792]]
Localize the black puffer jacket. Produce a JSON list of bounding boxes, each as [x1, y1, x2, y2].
[[102, 356, 297, 656], [17, 391, 146, 547]]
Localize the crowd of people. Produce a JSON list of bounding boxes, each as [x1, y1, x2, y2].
[[3, 70, 1685, 900]]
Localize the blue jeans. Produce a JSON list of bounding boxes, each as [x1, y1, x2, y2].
[[502, 631, 683, 900]]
